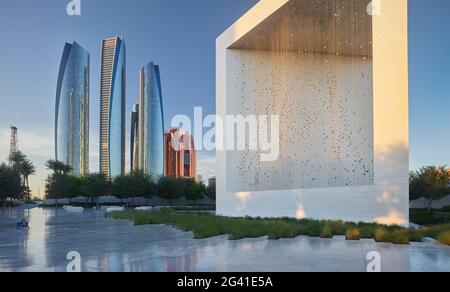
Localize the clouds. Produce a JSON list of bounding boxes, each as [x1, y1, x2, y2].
[[197, 151, 216, 182], [0, 126, 54, 198], [0, 127, 53, 160]]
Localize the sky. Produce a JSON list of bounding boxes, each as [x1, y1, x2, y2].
[[0, 0, 449, 198]]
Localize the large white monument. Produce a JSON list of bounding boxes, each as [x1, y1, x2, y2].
[[216, 0, 409, 225]]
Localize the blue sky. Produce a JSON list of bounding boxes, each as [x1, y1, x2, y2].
[[0, 0, 449, 197]]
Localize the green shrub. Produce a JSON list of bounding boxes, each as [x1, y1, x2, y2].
[[328, 220, 348, 235], [109, 210, 449, 243], [375, 228, 391, 242], [374, 228, 410, 244], [346, 228, 361, 240], [420, 224, 450, 238], [357, 223, 377, 238], [440, 206, 450, 212], [306, 221, 323, 237], [407, 229, 424, 242], [437, 231, 450, 245], [410, 210, 450, 225], [320, 225, 333, 238], [391, 230, 410, 245]]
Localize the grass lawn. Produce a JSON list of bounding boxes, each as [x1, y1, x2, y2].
[[110, 209, 450, 245], [171, 205, 216, 212]]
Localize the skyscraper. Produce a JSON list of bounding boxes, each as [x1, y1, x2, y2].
[[135, 62, 165, 178], [130, 104, 139, 172], [164, 129, 197, 180], [100, 37, 126, 179], [55, 42, 89, 176]]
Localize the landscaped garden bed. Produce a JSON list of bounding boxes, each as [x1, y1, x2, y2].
[[110, 209, 450, 245]]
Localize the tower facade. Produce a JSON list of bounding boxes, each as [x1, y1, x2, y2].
[[100, 36, 126, 179], [130, 104, 139, 172], [164, 129, 197, 180], [55, 42, 89, 176], [136, 62, 165, 178], [9, 126, 18, 158]]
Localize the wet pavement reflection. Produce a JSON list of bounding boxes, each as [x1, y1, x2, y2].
[[0, 207, 449, 272]]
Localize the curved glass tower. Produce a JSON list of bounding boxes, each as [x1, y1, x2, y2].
[[55, 42, 89, 176], [137, 62, 164, 178], [100, 37, 126, 179]]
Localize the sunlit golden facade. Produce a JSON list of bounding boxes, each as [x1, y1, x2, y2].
[[100, 37, 126, 179]]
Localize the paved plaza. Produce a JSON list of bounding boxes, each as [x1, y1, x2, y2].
[[0, 207, 449, 272]]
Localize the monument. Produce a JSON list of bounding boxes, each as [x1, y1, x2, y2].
[[216, 0, 409, 224]]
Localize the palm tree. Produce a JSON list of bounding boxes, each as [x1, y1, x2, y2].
[[0, 163, 10, 207], [45, 160, 72, 175], [0, 163, 22, 206], [83, 173, 110, 209], [21, 160, 36, 201], [8, 151, 26, 200], [45, 160, 72, 207], [61, 164, 73, 175], [8, 151, 26, 167]]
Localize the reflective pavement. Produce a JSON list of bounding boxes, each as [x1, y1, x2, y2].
[[0, 207, 449, 272]]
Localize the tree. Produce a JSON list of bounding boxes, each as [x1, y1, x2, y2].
[[45, 160, 72, 175], [410, 166, 450, 212], [144, 177, 158, 206], [128, 171, 154, 206], [421, 166, 450, 212], [8, 151, 26, 200], [83, 173, 110, 208], [206, 180, 216, 200], [45, 173, 69, 207], [20, 160, 36, 201], [0, 163, 22, 207], [45, 160, 73, 207], [158, 176, 186, 206], [67, 175, 84, 202], [111, 174, 129, 204], [8, 151, 26, 168], [410, 171, 425, 201], [186, 180, 206, 202], [112, 172, 157, 207]]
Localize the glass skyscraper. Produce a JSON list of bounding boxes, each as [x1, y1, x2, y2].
[[130, 104, 139, 172], [55, 42, 89, 176], [136, 62, 164, 178], [100, 37, 126, 179]]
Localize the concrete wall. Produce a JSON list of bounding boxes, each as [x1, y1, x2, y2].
[[216, 0, 409, 225], [226, 50, 374, 192]]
